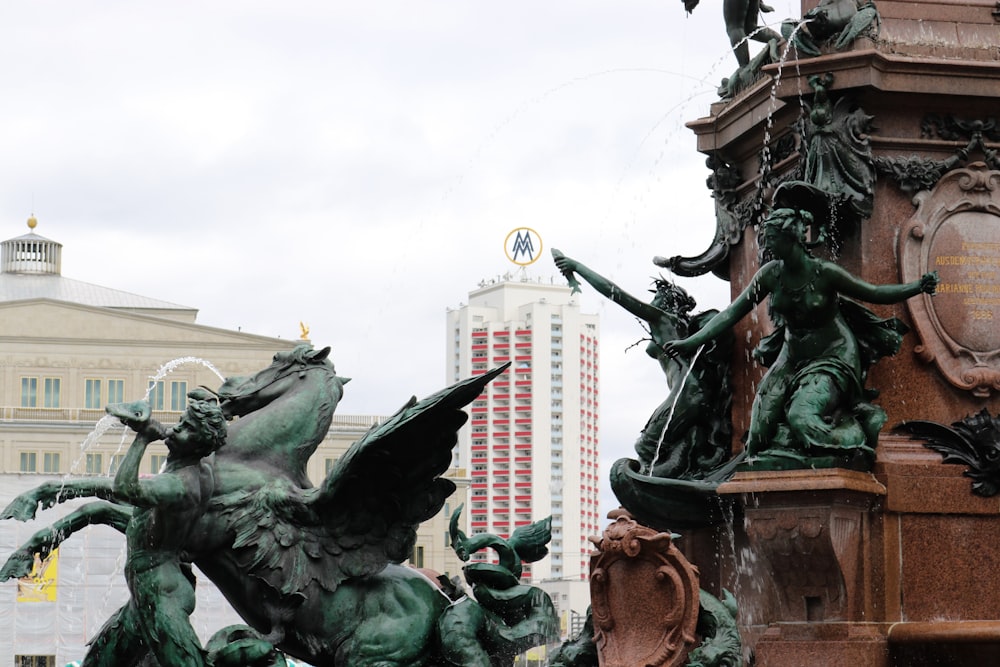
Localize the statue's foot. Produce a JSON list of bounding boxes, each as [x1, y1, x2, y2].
[[106, 400, 151, 431]]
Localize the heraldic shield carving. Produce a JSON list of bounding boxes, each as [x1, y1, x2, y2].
[[589, 509, 700, 667], [900, 163, 1000, 397]]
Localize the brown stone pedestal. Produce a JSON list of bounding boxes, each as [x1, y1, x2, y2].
[[715, 470, 890, 667]]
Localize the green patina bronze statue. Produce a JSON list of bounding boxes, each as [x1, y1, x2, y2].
[[85, 391, 228, 667], [662, 189, 938, 470], [553, 249, 733, 479], [440, 506, 559, 666], [1, 345, 540, 666], [553, 249, 737, 528]]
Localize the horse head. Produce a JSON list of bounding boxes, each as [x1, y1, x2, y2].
[[216, 345, 349, 472], [218, 345, 346, 417]]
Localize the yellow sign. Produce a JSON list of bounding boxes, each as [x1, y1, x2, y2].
[[505, 228, 543, 266], [17, 549, 58, 602]]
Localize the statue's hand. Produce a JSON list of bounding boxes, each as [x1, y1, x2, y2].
[[551, 249, 576, 273], [661, 339, 691, 360], [919, 271, 939, 295], [0, 494, 40, 521], [0, 549, 35, 581]]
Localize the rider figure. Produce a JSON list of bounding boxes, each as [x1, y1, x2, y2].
[[84, 388, 227, 667]]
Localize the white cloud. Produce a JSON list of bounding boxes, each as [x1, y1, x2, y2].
[[0, 0, 798, 518]]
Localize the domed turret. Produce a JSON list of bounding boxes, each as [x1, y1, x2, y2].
[[1, 216, 62, 275]]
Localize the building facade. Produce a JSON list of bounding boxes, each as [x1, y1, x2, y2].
[[446, 277, 600, 616]]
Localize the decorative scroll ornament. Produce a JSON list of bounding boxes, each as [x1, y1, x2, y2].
[[896, 410, 1000, 497], [899, 163, 1000, 397], [589, 510, 700, 667]]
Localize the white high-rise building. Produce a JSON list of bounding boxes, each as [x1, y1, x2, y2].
[[446, 277, 600, 595]]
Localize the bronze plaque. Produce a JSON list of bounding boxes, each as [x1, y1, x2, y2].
[[900, 164, 1000, 396]]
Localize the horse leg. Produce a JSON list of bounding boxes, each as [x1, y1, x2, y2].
[[0, 501, 131, 580], [1, 478, 116, 520]]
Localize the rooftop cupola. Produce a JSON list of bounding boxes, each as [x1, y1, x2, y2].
[[2, 216, 62, 275]]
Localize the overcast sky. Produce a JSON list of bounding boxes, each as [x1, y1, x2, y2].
[[0, 1, 800, 514]]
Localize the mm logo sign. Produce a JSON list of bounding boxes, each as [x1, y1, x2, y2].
[[504, 228, 542, 266]]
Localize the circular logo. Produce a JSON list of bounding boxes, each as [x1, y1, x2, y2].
[[504, 227, 543, 266]]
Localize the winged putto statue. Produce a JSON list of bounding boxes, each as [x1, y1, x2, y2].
[[0, 345, 549, 667]]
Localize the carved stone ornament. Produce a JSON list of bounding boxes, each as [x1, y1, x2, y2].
[[589, 509, 700, 667], [899, 163, 1000, 397]]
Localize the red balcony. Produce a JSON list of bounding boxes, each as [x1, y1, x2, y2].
[[493, 457, 509, 464], [470, 406, 487, 413], [493, 356, 510, 363], [514, 456, 531, 463], [493, 443, 510, 450], [471, 344, 488, 351], [471, 483, 487, 489], [514, 431, 532, 438], [514, 418, 531, 424], [514, 355, 532, 362], [471, 521, 487, 528]]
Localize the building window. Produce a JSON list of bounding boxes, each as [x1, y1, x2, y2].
[[411, 545, 425, 568], [19, 452, 37, 472], [85, 453, 103, 475], [43, 453, 60, 473], [85, 378, 102, 409], [17, 657, 56, 667], [43, 378, 60, 408], [109, 454, 125, 474], [148, 381, 165, 410], [20, 377, 38, 407], [150, 454, 167, 474], [108, 379, 125, 405], [325, 458, 336, 475], [170, 381, 188, 411]]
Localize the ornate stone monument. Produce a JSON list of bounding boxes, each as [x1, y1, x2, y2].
[[669, 0, 1000, 664], [556, 1, 1000, 666]]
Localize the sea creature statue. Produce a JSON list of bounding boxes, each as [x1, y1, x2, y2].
[[1, 344, 524, 666], [441, 506, 559, 666], [553, 249, 736, 528], [783, 0, 880, 57], [662, 184, 939, 471], [896, 409, 1000, 497]]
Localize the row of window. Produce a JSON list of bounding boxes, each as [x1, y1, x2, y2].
[[19, 451, 168, 475], [19, 378, 189, 411]]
